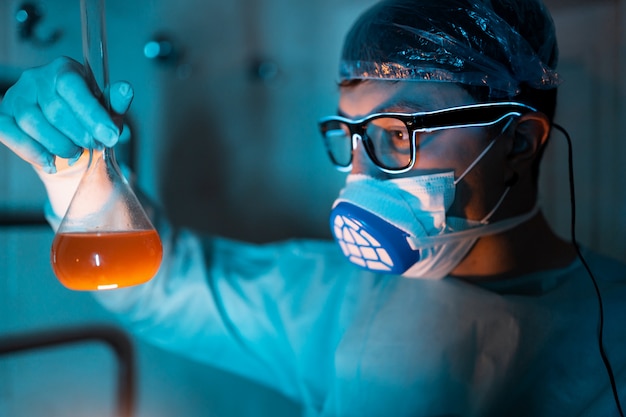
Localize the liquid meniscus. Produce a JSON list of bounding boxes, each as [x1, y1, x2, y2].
[[51, 230, 163, 291]]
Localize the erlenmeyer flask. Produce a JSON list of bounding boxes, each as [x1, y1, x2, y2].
[[50, 0, 162, 291]]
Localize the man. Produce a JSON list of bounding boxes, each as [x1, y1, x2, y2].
[[1, 0, 625, 416]]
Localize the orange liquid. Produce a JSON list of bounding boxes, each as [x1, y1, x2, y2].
[[51, 230, 163, 291]]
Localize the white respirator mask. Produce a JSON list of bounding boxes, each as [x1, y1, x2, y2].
[[329, 137, 539, 279]]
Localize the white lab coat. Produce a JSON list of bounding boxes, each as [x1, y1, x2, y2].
[[90, 217, 626, 417]]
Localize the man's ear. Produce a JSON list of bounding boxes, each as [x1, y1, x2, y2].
[[508, 112, 551, 163]]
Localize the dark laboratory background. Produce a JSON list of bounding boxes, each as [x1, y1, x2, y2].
[[1, 0, 625, 416]]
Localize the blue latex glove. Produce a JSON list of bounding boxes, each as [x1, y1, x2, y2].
[[0, 56, 134, 173]]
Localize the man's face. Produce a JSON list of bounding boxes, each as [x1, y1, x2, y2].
[[338, 80, 515, 221]]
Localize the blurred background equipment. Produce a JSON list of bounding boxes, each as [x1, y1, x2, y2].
[[0, 324, 135, 417]]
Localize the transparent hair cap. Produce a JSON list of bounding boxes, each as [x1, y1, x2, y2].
[[340, 0, 561, 97]]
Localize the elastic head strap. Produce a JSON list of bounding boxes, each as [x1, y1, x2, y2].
[[453, 116, 516, 186]]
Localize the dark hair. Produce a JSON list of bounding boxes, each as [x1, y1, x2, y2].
[[461, 83, 557, 185], [461, 84, 557, 124]]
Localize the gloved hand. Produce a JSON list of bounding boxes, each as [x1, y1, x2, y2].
[[0, 56, 134, 222], [0, 56, 133, 171]]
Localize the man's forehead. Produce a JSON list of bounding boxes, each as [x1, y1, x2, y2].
[[338, 80, 476, 117]]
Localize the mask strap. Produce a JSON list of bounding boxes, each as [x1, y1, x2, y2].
[[453, 117, 516, 186], [408, 203, 540, 248], [480, 186, 510, 224]]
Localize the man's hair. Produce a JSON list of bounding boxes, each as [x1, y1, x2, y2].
[[461, 84, 557, 124], [461, 83, 557, 185]]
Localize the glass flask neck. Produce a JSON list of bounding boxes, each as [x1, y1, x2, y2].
[[89, 146, 120, 170]]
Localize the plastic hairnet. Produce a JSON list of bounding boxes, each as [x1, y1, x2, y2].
[[340, 0, 561, 97]]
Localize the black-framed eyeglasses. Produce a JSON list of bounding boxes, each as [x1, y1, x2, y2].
[[318, 102, 536, 174]]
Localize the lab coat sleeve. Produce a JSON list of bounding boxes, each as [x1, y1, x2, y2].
[[91, 215, 362, 406]]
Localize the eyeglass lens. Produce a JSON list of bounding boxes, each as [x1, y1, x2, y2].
[[321, 118, 412, 171]]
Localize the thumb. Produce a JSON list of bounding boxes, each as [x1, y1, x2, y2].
[[109, 81, 134, 115]]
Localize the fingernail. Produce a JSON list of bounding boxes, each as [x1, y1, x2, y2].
[[42, 162, 57, 174], [95, 124, 119, 146], [118, 82, 132, 98], [68, 149, 84, 166]]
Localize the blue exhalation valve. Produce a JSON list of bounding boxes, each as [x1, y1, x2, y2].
[[330, 202, 421, 274]]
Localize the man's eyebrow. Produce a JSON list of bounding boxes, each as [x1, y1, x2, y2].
[[337, 109, 349, 118], [374, 98, 428, 113], [336, 99, 430, 119]]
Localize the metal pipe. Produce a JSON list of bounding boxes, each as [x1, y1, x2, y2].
[[0, 324, 135, 417]]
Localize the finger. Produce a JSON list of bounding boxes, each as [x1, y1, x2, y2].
[[38, 84, 95, 149], [110, 81, 134, 115], [0, 69, 37, 113], [0, 113, 57, 173], [54, 70, 120, 147], [13, 96, 82, 160]]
